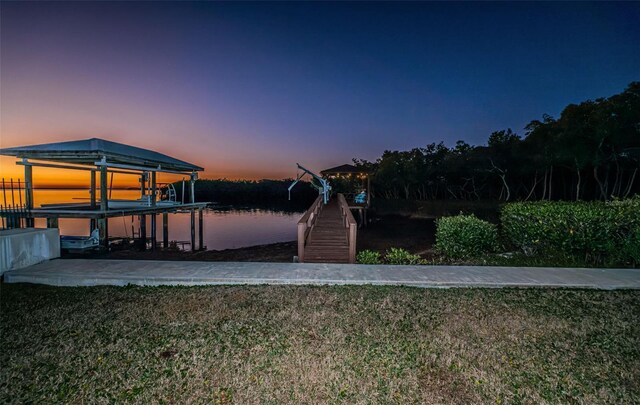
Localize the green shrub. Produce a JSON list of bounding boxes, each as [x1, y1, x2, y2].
[[501, 198, 640, 266], [619, 226, 640, 265], [434, 214, 499, 259], [383, 247, 423, 265], [357, 250, 382, 264], [609, 198, 640, 265]]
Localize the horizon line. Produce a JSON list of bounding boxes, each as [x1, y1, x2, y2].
[[1, 178, 304, 190]]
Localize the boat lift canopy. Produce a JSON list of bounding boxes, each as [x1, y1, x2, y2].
[[0, 138, 203, 173], [288, 163, 331, 204]]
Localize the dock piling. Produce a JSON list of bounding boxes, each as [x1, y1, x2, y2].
[[198, 207, 203, 250], [24, 163, 34, 227], [190, 208, 195, 252], [150, 214, 157, 250], [140, 215, 146, 250], [162, 212, 169, 249], [99, 166, 109, 248]]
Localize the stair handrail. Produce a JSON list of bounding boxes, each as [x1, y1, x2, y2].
[[336, 193, 357, 263], [297, 195, 323, 262]]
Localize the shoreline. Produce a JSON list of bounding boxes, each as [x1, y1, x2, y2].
[[66, 241, 300, 263], [63, 215, 437, 263]]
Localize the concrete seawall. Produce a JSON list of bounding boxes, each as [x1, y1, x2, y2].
[[0, 228, 60, 274]]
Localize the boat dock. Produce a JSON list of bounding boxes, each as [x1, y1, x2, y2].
[[298, 194, 357, 263], [0, 138, 208, 251], [293, 163, 372, 264]]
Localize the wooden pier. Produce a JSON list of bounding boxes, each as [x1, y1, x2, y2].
[[297, 193, 357, 263]]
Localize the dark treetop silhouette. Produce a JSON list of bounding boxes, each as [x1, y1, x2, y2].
[[353, 83, 640, 202]]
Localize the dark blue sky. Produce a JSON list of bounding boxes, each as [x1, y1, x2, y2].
[[2, 2, 639, 180]]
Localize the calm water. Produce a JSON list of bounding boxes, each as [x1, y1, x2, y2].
[[2, 189, 302, 250]]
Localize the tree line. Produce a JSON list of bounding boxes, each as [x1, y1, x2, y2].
[[354, 82, 640, 201], [176, 179, 317, 211]]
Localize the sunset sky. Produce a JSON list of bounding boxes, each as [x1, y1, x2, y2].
[[1, 2, 639, 187]]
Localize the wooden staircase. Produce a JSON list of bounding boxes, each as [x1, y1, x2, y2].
[[297, 194, 357, 264]]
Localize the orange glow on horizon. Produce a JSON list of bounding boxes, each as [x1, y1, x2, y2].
[[0, 156, 295, 188]]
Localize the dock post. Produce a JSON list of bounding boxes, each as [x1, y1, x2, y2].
[[90, 170, 96, 208], [140, 215, 146, 251], [46, 217, 59, 228], [151, 171, 156, 205], [190, 172, 196, 203], [198, 207, 203, 250], [140, 173, 146, 199], [99, 165, 109, 248], [150, 171, 157, 250], [150, 214, 157, 250], [98, 217, 109, 248], [190, 208, 196, 252], [90, 170, 97, 231], [24, 162, 34, 227], [162, 212, 169, 249]]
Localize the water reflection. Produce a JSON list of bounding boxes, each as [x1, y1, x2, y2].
[[8, 189, 302, 250]]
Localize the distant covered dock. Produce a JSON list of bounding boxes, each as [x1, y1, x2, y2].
[[294, 163, 372, 264], [321, 163, 371, 226], [0, 138, 208, 250]]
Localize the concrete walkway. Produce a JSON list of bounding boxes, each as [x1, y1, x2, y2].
[[3, 259, 639, 289]]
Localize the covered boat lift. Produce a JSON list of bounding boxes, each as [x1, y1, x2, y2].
[[0, 138, 208, 251]]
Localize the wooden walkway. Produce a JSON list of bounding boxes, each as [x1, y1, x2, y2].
[[298, 194, 357, 263], [305, 198, 349, 263]]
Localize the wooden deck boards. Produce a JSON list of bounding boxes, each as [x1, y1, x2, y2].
[[303, 199, 350, 263]]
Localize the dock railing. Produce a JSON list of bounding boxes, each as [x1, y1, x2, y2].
[[336, 193, 357, 263], [0, 178, 31, 230], [297, 195, 323, 262], [0, 204, 31, 230]]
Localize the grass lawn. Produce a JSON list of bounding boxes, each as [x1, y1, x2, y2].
[[1, 284, 639, 404]]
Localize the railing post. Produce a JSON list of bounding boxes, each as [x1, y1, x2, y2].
[[348, 223, 357, 263], [297, 222, 306, 262], [337, 193, 357, 263], [297, 195, 322, 263]]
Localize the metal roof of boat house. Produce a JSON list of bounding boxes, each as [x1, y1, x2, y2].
[[320, 164, 369, 176], [0, 138, 203, 172]]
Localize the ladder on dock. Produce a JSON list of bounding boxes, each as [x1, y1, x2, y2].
[[297, 193, 357, 263]]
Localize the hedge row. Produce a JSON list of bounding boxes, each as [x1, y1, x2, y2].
[[433, 198, 639, 266], [501, 198, 640, 266]]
